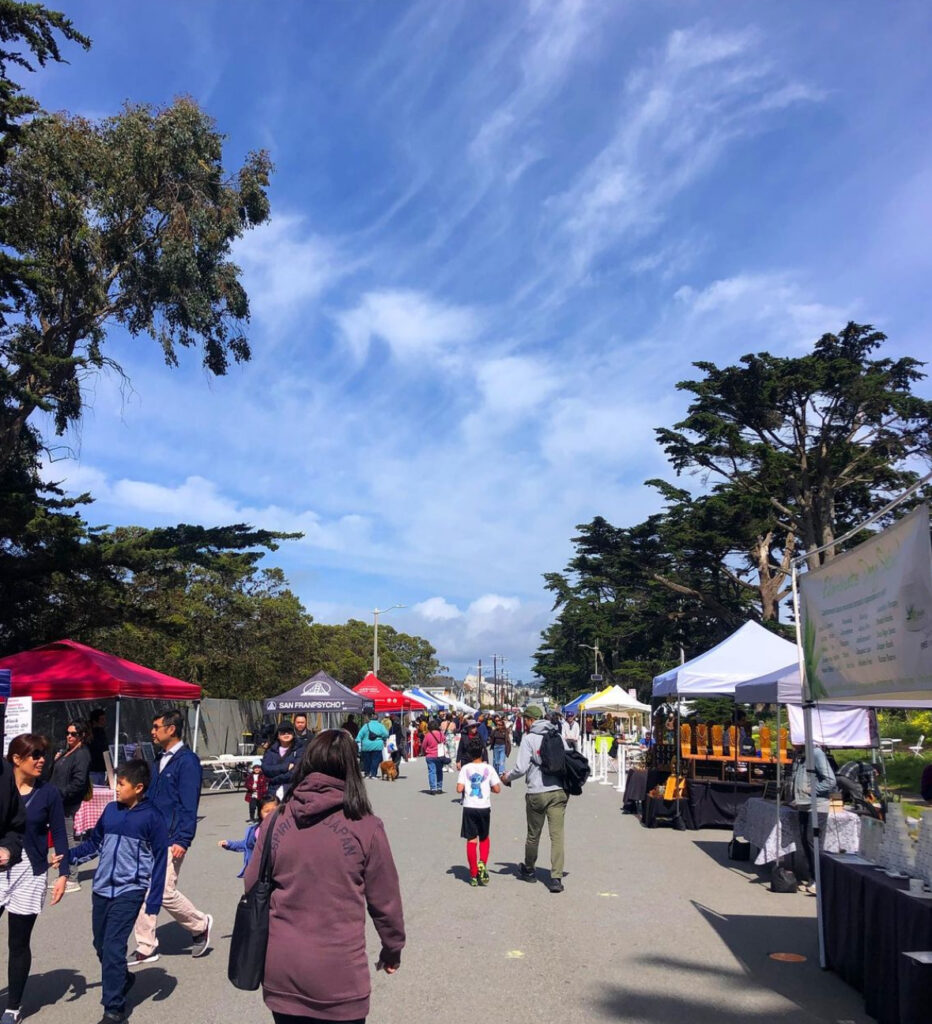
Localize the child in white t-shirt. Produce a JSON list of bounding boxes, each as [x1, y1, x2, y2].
[[456, 736, 502, 887]]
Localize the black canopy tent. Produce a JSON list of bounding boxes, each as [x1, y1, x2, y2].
[[264, 671, 374, 715]]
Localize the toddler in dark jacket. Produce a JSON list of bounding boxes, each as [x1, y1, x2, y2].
[[69, 760, 168, 1024]]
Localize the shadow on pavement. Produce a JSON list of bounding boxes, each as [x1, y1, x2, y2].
[[446, 865, 473, 884], [9, 968, 87, 1014], [593, 984, 817, 1023], [607, 900, 864, 1023], [129, 965, 179, 1005]]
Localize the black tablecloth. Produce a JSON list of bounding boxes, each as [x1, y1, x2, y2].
[[642, 795, 693, 830], [685, 779, 762, 829], [623, 768, 668, 806], [821, 853, 932, 1024]]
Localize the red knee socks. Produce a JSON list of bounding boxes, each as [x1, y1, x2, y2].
[[479, 837, 490, 864], [467, 842, 479, 876]]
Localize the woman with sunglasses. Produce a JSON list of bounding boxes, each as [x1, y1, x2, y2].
[[0, 734, 69, 1024], [50, 721, 91, 856]]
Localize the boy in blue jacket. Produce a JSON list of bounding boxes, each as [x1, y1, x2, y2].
[[70, 760, 168, 1024]]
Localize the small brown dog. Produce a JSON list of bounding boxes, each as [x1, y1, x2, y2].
[[380, 760, 399, 782]]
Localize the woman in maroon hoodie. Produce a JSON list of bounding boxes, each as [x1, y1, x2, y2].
[[245, 729, 405, 1024]]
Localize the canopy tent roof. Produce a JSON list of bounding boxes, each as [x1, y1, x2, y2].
[[652, 621, 798, 698], [414, 687, 452, 709], [445, 696, 477, 714], [732, 668, 874, 747], [354, 673, 426, 712], [735, 663, 932, 709], [562, 692, 594, 715], [579, 685, 612, 710], [264, 670, 373, 715], [404, 688, 443, 710], [580, 685, 651, 714], [0, 639, 201, 702]]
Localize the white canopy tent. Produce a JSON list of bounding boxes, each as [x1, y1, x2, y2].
[[652, 621, 799, 698], [403, 688, 443, 710], [582, 685, 651, 714], [734, 670, 874, 747]]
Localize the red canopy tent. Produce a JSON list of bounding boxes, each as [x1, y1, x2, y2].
[[0, 639, 203, 756], [353, 673, 427, 713], [0, 639, 201, 701]]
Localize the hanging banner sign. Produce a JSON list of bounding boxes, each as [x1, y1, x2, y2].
[[799, 504, 932, 701], [3, 696, 33, 755]]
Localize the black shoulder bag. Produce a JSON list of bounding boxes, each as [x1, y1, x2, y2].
[[228, 806, 282, 990]]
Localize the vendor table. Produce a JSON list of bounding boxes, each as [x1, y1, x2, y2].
[[622, 768, 668, 808], [733, 798, 861, 865], [685, 778, 762, 829], [73, 786, 113, 836], [821, 852, 932, 1024], [642, 795, 692, 830]]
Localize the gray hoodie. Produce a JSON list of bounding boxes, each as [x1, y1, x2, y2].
[[507, 721, 567, 794]]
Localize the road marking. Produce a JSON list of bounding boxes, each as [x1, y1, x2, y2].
[[505, 950, 525, 958]]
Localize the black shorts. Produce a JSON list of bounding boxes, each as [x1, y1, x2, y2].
[[460, 806, 491, 841]]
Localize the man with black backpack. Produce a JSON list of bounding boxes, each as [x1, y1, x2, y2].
[[502, 706, 570, 894]]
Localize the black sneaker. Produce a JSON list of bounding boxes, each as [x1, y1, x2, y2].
[[97, 1013, 126, 1024], [518, 863, 535, 881], [191, 913, 213, 957], [548, 877, 564, 893]]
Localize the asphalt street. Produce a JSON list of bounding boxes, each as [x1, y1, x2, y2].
[[6, 762, 872, 1024]]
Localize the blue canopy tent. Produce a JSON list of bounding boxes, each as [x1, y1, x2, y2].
[[562, 692, 594, 715]]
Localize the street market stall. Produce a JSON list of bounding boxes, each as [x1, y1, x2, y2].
[[0, 638, 202, 818], [264, 670, 374, 717], [353, 673, 428, 713], [645, 622, 802, 828]]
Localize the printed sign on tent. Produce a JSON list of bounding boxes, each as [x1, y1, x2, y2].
[[3, 696, 32, 755], [799, 504, 932, 701]]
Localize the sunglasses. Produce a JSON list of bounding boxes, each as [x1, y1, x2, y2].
[[66, 730, 79, 736], [26, 750, 46, 760]]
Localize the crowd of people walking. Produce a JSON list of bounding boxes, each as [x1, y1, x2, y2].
[[0, 700, 582, 1024]]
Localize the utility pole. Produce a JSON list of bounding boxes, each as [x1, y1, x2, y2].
[[477, 659, 482, 708], [372, 604, 405, 676], [490, 655, 505, 710]]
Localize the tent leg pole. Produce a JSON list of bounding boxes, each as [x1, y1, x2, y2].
[[192, 701, 201, 755], [113, 698, 121, 796], [617, 744, 626, 794]]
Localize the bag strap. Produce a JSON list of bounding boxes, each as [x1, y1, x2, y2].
[[256, 806, 284, 886]]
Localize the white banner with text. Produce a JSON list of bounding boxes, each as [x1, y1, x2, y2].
[[799, 504, 932, 702]]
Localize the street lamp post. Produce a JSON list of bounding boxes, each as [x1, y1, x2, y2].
[[372, 604, 405, 676]]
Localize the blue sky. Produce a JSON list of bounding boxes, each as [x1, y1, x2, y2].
[[30, 1, 932, 683]]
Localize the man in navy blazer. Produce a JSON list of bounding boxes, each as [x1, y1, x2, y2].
[[129, 708, 213, 965]]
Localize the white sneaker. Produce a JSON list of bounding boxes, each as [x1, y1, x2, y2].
[[1, 1008, 22, 1023], [64, 880, 81, 893]]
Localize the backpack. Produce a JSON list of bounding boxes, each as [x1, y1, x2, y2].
[[538, 727, 566, 776], [537, 727, 591, 796]]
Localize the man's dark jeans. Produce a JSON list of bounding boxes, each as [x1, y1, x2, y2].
[[92, 891, 145, 1014]]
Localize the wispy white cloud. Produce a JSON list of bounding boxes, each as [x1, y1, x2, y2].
[[334, 289, 481, 364], [542, 24, 824, 287], [235, 215, 343, 332]]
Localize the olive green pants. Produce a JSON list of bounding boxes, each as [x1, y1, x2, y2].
[[524, 789, 568, 881]]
